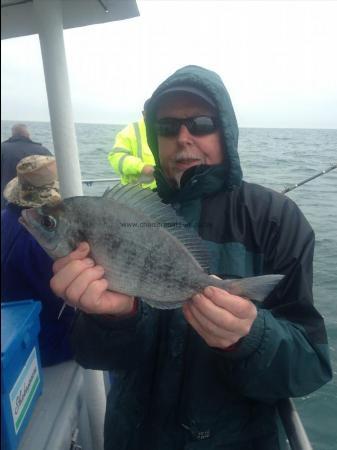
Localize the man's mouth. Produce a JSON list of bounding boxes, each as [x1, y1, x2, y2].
[[175, 158, 201, 170]]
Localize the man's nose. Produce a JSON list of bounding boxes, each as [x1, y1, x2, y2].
[[177, 124, 193, 144]]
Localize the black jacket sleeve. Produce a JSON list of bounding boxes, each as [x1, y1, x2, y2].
[[218, 189, 332, 400]]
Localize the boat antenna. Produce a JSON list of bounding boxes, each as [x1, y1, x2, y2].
[[281, 163, 336, 194]]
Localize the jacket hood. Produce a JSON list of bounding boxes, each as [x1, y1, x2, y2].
[[144, 65, 242, 201]]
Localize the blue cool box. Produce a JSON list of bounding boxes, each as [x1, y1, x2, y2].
[[1, 300, 43, 450]]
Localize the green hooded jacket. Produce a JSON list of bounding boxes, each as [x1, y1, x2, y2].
[[72, 65, 332, 450]]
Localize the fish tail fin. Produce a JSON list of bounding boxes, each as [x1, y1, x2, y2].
[[209, 274, 284, 302]]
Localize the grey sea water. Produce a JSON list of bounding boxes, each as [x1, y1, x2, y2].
[[2, 121, 337, 449]]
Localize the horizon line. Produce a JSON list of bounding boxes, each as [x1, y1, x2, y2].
[[1, 119, 336, 131]]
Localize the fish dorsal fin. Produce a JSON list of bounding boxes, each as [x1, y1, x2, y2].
[[103, 183, 209, 271]]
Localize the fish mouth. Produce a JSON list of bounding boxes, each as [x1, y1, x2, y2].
[[19, 208, 43, 228], [18, 208, 35, 231], [19, 208, 59, 255]]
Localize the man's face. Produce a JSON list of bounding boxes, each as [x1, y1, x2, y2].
[[156, 93, 223, 187]]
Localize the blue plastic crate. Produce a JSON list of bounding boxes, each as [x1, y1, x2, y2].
[[1, 300, 43, 450]]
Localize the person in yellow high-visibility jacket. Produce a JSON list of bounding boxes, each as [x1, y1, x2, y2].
[[108, 117, 156, 189]]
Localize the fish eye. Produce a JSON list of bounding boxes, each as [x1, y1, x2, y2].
[[41, 215, 57, 230]]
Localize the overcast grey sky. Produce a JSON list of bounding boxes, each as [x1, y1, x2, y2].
[[1, 0, 337, 128]]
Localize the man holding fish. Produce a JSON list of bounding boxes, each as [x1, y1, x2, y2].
[[22, 66, 331, 449]]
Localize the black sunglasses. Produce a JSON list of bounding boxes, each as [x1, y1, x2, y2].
[[155, 116, 219, 137]]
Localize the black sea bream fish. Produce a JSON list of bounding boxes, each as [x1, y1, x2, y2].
[[19, 184, 284, 309]]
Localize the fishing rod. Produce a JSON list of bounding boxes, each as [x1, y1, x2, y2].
[[281, 163, 337, 194]]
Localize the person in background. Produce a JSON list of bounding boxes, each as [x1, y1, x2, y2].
[[1, 155, 75, 367], [108, 115, 156, 189], [1, 123, 52, 209], [49, 66, 331, 449]]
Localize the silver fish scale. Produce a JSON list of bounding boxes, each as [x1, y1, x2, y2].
[[85, 205, 209, 304]]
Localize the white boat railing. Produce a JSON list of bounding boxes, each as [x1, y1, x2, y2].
[[81, 163, 336, 191], [278, 399, 314, 450], [82, 177, 120, 186]]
